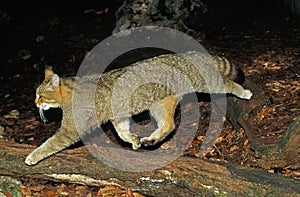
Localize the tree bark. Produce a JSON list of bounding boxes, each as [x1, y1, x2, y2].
[[0, 139, 299, 196], [113, 0, 207, 35]]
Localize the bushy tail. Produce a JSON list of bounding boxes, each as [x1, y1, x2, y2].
[[211, 56, 238, 80]]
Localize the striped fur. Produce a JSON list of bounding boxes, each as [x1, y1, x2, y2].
[[25, 51, 252, 165]]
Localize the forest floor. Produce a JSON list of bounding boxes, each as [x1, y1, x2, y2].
[[0, 0, 299, 196]]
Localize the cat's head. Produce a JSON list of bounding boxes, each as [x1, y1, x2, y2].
[[35, 67, 62, 110]]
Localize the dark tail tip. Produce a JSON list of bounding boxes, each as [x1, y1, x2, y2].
[[234, 68, 245, 84]]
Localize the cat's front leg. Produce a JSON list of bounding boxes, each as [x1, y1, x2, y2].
[[25, 127, 80, 165]]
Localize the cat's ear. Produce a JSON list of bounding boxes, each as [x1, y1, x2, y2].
[[51, 74, 60, 90], [45, 67, 54, 80]]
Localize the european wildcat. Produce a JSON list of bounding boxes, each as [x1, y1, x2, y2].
[[25, 51, 252, 165]]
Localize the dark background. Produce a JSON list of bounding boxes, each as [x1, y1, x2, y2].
[[0, 0, 295, 75]]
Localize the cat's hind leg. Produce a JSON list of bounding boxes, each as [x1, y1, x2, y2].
[[111, 118, 141, 150], [141, 96, 179, 146]]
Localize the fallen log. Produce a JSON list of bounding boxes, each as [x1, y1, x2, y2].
[[0, 139, 299, 196]]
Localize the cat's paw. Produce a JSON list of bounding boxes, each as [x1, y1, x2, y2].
[[25, 153, 40, 166], [240, 89, 252, 99], [130, 135, 141, 150], [132, 141, 141, 150], [140, 137, 158, 147]]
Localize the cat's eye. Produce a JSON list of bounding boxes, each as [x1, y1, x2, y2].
[[36, 94, 45, 101], [36, 94, 43, 99], [38, 94, 45, 99]]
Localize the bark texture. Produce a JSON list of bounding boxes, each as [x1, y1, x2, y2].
[[113, 0, 207, 35]]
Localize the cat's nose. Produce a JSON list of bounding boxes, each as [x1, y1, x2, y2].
[[34, 98, 39, 105]]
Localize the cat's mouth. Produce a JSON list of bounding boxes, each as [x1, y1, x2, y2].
[[40, 104, 51, 110], [37, 103, 59, 110], [37, 103, 57, 123]]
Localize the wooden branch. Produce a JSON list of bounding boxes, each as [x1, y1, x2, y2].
[[227, 79, 269, 149], [0, 139, 299, 196], [227, 80, 300, 169]]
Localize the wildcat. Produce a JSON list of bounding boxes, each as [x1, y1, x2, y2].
[[25, 51, 252, 165]]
